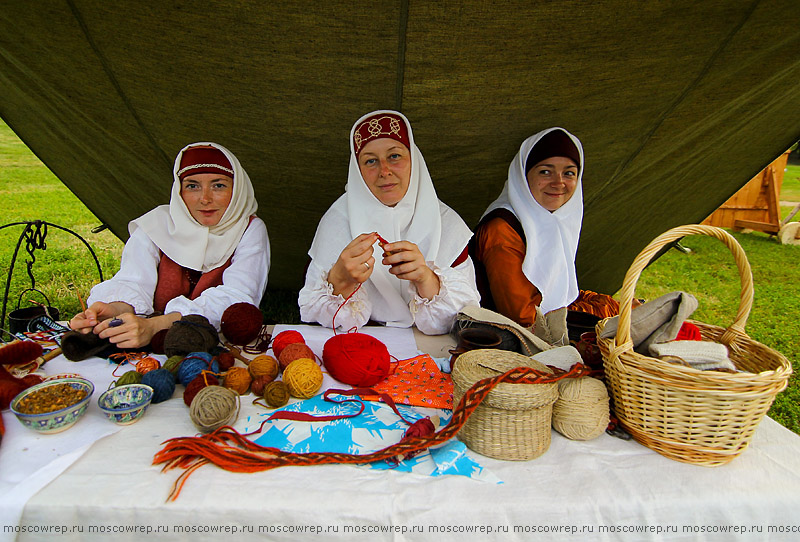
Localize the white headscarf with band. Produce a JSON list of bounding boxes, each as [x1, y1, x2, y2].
[[308, 110, 471, 327], [130, 142, 258, 272], [482, 127, 584, 314]]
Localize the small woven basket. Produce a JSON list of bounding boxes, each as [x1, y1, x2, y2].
[[452, 349, 558, 460], [596, 225, 792, 466]]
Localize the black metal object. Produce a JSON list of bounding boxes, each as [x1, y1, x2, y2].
[[1, 220, 104, 340]]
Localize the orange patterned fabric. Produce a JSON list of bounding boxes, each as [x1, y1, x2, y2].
[[364, 354, 453, 410]]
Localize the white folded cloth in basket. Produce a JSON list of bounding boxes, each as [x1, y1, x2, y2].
[[648, 340, 737, 371]]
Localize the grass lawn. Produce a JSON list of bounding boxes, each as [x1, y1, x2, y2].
[[2, 119, 798, 434]]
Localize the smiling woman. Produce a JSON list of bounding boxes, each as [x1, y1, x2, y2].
[[67, 142, 271, 348]]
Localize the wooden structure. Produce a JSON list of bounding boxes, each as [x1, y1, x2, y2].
[[703, 151, 800, 244]]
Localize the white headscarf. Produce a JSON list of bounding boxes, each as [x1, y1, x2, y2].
[[309, 110, 471, 327], [482, 127, 584, 314], [130, 142, 258, 272]]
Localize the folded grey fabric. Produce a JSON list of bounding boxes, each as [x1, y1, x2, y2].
[[533, 306, 569, 347], [532, 345, 583, 371], [599, 291, 698, 354], [649, 340, 737, 372]]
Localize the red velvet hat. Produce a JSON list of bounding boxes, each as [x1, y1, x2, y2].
[[353, 113, 411, 158], [177, 146, 234, 180]]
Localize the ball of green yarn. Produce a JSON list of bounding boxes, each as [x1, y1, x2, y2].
[[163, 354, 185, 375], [116, 370, 143, 387]]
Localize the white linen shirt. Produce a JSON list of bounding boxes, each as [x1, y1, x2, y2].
[[87, 217, 270, 329]]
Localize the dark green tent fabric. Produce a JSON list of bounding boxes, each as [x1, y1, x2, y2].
[[1, 1, 799, 292]]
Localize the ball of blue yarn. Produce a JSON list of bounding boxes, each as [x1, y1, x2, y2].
[[177, 352, 219, 386], [141, 368, 176, 404]]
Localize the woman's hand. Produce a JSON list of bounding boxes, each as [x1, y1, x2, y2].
[[327, 232, 378, 297], [381, 240, 440, 300], [69, 301, 130, 334], [95, 312, 182, 349]]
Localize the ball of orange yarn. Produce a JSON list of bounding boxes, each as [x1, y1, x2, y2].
[[184, 373, 219, 406], [282, 358, 323, 399], [217, 351, 236, 371], [223, 366, 252, 395], [322, 332, 391, 386], [136, 357, 161, 375], [249, 355, 279, 380], [263, 381, 290, 408], [271, 330, 305, 359], [278, 343, 315, 371], [220, 302, 263, 345]]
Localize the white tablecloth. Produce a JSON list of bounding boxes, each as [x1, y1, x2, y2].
[[3, 326, 800, 541]]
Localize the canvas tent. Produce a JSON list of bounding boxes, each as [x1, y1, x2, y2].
[[1, 1, 799, 293]]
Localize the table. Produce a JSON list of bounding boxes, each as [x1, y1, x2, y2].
[[3, 325, 800, 541]]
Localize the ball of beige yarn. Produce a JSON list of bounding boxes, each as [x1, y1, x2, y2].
[[552, 377, 609, 441], [189, 385, 240, 433]]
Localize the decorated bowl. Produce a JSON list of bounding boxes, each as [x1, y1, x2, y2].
[[97, 384, 154, 425], [10, 378, 94, 434]]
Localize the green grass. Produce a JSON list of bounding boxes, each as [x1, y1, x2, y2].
[[2, 118, 798, 434]]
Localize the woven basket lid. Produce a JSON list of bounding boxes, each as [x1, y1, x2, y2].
[[452, 349, 558, 410]]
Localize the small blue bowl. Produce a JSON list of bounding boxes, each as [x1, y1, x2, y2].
[[98, 384, 154, 425], [11, 378, 94, 434]]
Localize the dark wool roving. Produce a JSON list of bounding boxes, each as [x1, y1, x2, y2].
[[220, 302, 263, 345], [61, 331, 112, 361], [163, 314, 219, 358]]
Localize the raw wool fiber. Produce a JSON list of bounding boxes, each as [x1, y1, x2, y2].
[[116, 370, 143, 387], [220, 302, 263, 346], [322, 332, 391, 387], [163, 314, 219, 358], [282, 358, 323, 399], [224, 366, 252, 395], [163, 355, 185, 375], [141, 368, 176, 404], [189, 385, 240, 433], [177, 352, 220, 386], [249, 355, 279, 380], [263, 380, 290, 408], [552, 377, 609, 441], [271, 330, 305, 359], [278, 343, 315, 371], [184, 373, 219, 406]]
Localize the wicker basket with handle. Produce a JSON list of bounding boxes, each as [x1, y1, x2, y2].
[[595, 224, 791, 466]]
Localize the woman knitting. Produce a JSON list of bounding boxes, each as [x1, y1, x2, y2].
[[69, 143, 270, 348], [299, 110, 480, 335], [471, 127, 618, 333]]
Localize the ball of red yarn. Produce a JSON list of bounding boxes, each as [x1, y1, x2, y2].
[[217, 351, 237, 371], [184, 373, 219, 406], [271, 330, 305, 359], [220, 302, 263, 345], [323, 332, 391, 387], [278, 343, 315, 371], [251, 374, 275, 396]]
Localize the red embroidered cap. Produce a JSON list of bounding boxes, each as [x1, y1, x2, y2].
[[353, 113, 411, 158], [178, 146, 234, 180]]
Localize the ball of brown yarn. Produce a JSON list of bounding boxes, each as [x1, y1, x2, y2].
[[278, 343, 315, 371], [163, 355, 185, 375], [249, 355, 279, 380], [217, 351, 236, 371], [183, 373, 219, 406], [263, 381, 290, 408], [116, 370, 143, 387], [164, 314, 219, 358], [223, 366, 252, 395], [189, 385, 240, 433], [282, 358, 323, 399], [552, 377, 610, 441]]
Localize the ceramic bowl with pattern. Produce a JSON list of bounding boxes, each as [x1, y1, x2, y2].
[[97, 384, 154, 425], [10, 378, 94, 434]]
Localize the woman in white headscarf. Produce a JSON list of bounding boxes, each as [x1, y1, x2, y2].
[[299, 110, 480, 335], [471, 127, 618, 330], [69, 142, 270, 347]]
